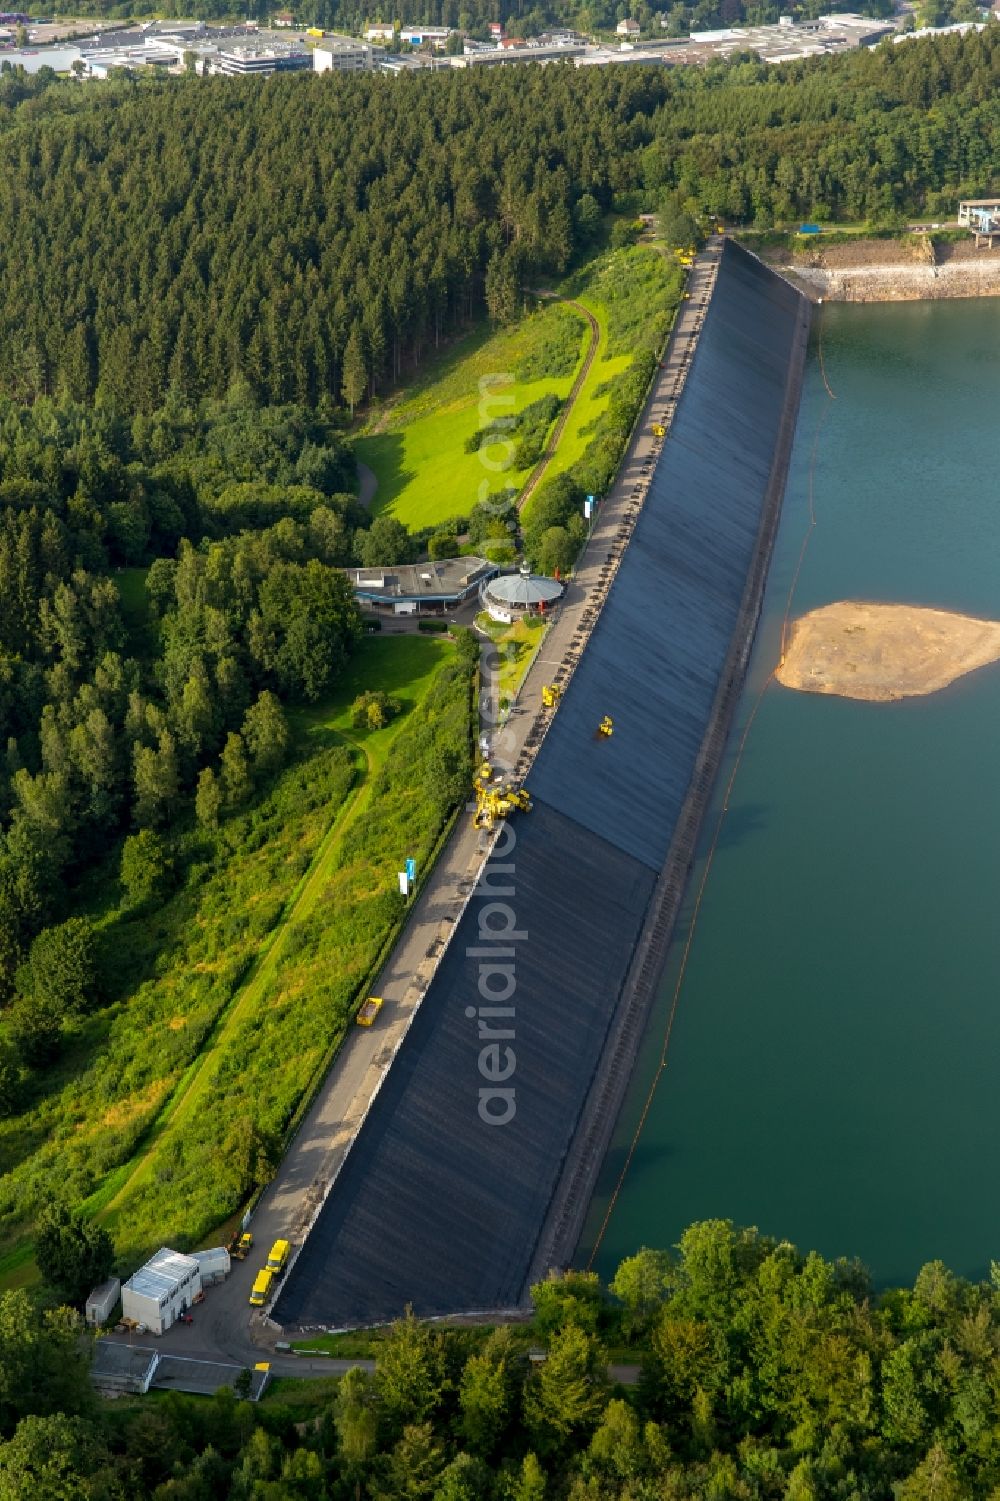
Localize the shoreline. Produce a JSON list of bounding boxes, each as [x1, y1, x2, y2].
[[756, 237, 1000, 303]]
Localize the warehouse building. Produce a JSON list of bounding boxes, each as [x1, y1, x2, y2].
[[121, 1248, 201, 1335]]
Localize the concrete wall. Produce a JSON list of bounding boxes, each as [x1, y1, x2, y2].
[[273, 242, 810, 1330]]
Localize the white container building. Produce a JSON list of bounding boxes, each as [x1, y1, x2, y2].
[[193, 1247, 230, 1286], [121, 1248, 201, 1335], [85, 1276, 121, 1327]]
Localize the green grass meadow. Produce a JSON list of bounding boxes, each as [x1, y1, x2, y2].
[[356, 302, 590, 530]]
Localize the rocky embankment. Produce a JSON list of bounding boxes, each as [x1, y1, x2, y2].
[[763, 236, 1000, 302]]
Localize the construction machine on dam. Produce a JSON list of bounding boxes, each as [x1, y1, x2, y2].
[[472, 761, 532, 831]]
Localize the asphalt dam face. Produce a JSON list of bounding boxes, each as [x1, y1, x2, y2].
[[274, 243, 806, 1328]]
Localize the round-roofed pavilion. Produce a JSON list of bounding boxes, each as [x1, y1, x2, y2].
[[482, 563, 564, 624]]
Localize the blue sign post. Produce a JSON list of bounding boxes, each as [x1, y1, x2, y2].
[[405, 858, 416, 883]]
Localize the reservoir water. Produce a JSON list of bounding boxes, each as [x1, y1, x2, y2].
[[584, 297, 1000, 1287]]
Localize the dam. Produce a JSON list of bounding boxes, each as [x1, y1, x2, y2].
[[585, 295, 1000, 1287], [273, 243, 809, 1328]]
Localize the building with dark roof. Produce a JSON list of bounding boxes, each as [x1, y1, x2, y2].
[[344, 557, 495, 615], [91, 1342, 159, 1396]]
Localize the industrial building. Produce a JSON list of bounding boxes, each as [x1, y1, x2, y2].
[[398, 25, 452, 47], [89, 1342, 271, 1400], [451, 39, 585, 66], [91, 1343, 160, 1397], [192, 1246, 230, 1285], [312, 35, 373, 72], [214, 41, 310, 74], [958, 199, 1000, 246], [344, 557, 495, 615], [121, 1248, 201, 1335]]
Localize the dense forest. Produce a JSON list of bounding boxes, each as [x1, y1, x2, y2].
[[6, 1222, 1000, 1496], [0, 32, 998, 416]]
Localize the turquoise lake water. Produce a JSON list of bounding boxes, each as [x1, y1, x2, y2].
[[583, 297, 1000, 1287]]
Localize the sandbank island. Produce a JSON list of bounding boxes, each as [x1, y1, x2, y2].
[[776, 601, 1000, 702]]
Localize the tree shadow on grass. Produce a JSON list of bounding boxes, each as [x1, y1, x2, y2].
[[354, 433, 413, 516]]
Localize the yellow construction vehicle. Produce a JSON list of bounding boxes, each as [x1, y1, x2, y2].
[[651, 423, 666, 438], [229, 1230, 253, 1260], [357, 996, 383, 1027], [473, 780, 532, 830], [598, 715, 614, 738], [541, 684, 561, 708]]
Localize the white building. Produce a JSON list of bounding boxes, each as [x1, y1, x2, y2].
[[616, 18, 641, 35], [365, 22, 396, 41], [192, 1246, 230, 1286], [121, 1248, 201, 1335], [313, 35, 373, 71], [85, 1277, 121, 1327], [398, 25, 451, 47], [214, 41, 311, 73]]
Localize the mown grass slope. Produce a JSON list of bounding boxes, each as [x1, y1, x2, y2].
[[356, 302, 589, 530]]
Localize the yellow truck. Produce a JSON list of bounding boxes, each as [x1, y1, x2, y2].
[[266, 1239, 291, 1275], [249, 1269, 273, 1307]]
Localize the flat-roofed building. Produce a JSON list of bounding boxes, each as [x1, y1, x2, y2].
[[399, 25, 451, 47], [313, 34, 372, 71], [344, 556, 495, 615], [121, 1248, 201, 1335], [91, 1342, 160, 1396], [214, 40, 310, 73], [451, 40, 585, 65]]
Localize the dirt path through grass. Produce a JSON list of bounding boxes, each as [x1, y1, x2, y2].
[[517, 300, 600, 511]]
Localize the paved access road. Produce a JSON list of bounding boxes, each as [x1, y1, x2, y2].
[[106, 239, 722, 1373]]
